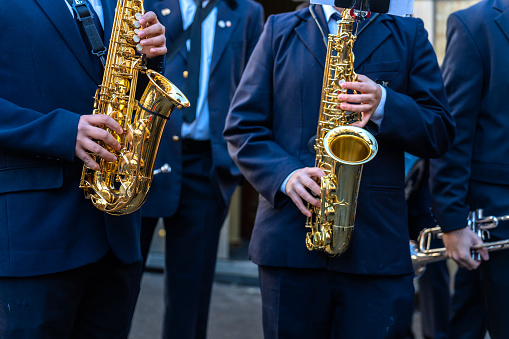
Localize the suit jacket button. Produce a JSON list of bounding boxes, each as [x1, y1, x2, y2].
[[183, 71, 188, 79], [172, 135, 180, 142]]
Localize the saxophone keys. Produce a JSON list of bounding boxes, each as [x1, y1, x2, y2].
[[136, 44, 143, 52], [144, 128, 151, 140], [130, 158, 138, 169], [133, 35, 141, 43], [133, 129, 143, 140], [135, 13, 142, 20], [134, 20, 141, 29]]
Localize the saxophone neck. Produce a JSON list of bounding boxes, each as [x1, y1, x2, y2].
[[335, 9, 356, 37]]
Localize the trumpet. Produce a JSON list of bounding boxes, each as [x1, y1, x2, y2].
[[411, 209, 509, 278]]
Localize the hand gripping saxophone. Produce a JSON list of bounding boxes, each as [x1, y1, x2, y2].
[[79, 0, 190, 215], [305, 9, 378, 256]]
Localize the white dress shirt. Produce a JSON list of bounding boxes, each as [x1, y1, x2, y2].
[[180, 0, 217, 140]]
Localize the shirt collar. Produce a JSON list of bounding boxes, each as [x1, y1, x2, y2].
[[181, 0, 210, 9], [322, 5, 341, 22]]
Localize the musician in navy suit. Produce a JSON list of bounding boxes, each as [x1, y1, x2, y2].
[[140, 0, 264, 338], [224, 4, 454, 338], [429, 0, 509, 337], [0, 1, 167, 337]]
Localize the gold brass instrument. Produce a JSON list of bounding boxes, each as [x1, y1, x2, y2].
[[411, 209, 509, 278], [305, 9, 378, 256], [80, 0, 189, 215]]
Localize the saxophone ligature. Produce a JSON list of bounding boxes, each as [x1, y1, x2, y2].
[[79, 0, 190, 215], [411, 209, 509, 278], [305, 8, 378, 256]]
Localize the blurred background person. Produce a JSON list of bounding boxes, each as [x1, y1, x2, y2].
[[139, 0, 264, 338], [406, 154, 451, 339], [430, 0, 509, 338]]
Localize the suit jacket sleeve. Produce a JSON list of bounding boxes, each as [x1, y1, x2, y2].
[[376, 19, 455, 159], [0, 98, 80, 162], [429, 13, 482, 232]]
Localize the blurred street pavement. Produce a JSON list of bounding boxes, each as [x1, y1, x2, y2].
[[128, 267, 263, 339], [129, 267, 428, 339], [127, 225, 431, 339]]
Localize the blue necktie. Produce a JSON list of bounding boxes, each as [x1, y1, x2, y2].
[[330, 12, 361, 35], [330, 12, 341, 34]]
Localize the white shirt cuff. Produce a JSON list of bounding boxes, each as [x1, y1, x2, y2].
[[370, 84, 386, 127], [280, 169, 299, 194]]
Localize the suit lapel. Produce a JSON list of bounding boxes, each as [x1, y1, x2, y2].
[[209, 1, 239, 75], [295, 5, 328, 69], [101, 0, 114, 44], [35, 0, 102, 84], [494, 0, 509, 42], [153, 0, 187, 61], [353, 14, 392, 69]]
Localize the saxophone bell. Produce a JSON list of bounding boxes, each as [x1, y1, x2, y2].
[[322, 126, 377, 255]]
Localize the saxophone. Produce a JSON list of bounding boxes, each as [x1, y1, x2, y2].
[[305, 9, 378, 256], [79, 0, 189, 215]]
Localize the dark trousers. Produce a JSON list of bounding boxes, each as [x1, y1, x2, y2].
[[418, 260, 451, 339], [449, 267, 486, 339], [449, 248, 509, 339], [0, 251, 142, 339], [140, 148, 228, 339], [258, 266, 415, 339], [479, 249, 509, 339]]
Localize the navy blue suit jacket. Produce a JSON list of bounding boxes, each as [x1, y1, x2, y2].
[[224, 6, 455, 275], [141, 0, 264, 218], [0, 0, 164, 276], [430, 0, 509, 239]]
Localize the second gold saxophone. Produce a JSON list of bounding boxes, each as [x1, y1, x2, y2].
[[80, 0, 190, 215], [305, 9, 378, 256]]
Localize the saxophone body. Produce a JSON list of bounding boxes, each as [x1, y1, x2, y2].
[[79, 0, 189, 215], [305, 9, 378, 256]]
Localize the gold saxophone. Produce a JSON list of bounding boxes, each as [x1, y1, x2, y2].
[[79, 0, 189, 215], [305, 9, 378, 256]]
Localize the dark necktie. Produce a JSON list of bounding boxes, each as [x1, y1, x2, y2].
[[330, 12, 341, 34], [330, 12, 361, 36], [183, 0, 203, 123]]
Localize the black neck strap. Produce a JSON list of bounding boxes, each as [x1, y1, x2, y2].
[[66, 0, 107, 66]]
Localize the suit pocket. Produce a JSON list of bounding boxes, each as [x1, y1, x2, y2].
[[370, 184, 403, 192], [471, 161, 509, 185], [362, 61, 400, 74], [0, 164, 63, 194]]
